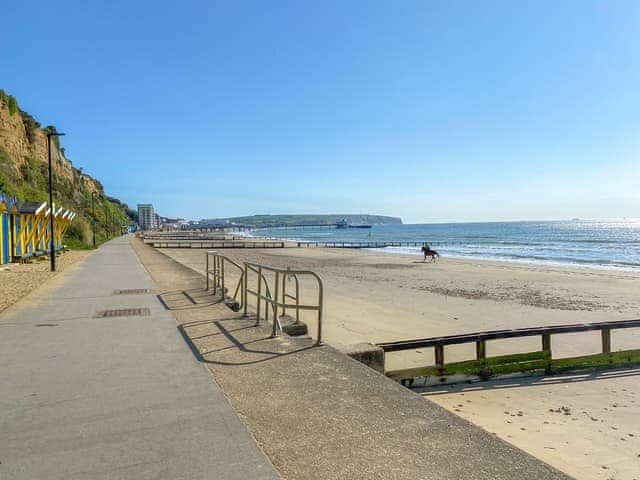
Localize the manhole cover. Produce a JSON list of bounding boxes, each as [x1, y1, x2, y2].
[[94, 308, 151, 318], [114, 289, 150, 295]]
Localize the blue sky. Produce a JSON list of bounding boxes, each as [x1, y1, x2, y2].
[[2, 1, 639, 223]]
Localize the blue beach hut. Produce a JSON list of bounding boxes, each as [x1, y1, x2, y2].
[[0, 192, 10, 264], [1, 193, 22, 264]]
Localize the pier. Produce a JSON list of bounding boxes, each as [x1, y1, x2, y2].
[[297, 241, 422, 248], [141, 233, 423, 250]]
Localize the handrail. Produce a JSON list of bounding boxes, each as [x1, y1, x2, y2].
[[205, 251, 245, 308], [378, 318, 640, 384], [243, 261, 323, 345], [204, 251, 323, 345], [378, 319, 640, 352]]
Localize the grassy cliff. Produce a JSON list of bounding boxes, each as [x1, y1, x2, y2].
[[0, 89, 136, 247]]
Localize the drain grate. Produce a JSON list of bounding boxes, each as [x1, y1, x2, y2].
[[114, 289, 150, 295], [94, 308, 151, 318]]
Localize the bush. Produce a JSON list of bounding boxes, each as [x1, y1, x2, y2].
[[0, 89, 19, 116], [7, 96, 18, 115], [65, 216, 92, 245]]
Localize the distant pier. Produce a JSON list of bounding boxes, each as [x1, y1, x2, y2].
[[297, 241, 422, 249], [142, 233, 422, 250]]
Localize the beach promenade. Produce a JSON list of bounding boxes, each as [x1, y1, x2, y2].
[[1, 236, 569, 479], [0, 236, 279, 480]]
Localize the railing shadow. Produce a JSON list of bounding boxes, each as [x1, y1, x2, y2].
[[157, 289, 223, 310], [418, 366, 640, 396], [177, 315, 316, 366]]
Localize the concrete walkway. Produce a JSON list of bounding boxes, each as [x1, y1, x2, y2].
[[134, 238, 572, 480], [0, 236, 279, 480]]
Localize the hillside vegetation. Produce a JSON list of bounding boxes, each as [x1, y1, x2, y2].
[[0, 89, 136, 247]]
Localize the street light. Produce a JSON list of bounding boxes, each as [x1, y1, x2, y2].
[[106, 209, 110, 239], [47, 131, 65, 272], [91, 191, 97, 247]]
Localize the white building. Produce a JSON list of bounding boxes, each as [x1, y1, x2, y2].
[[137, 204, 158, 230]]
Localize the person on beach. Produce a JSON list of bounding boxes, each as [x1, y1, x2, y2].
[[422, 242, 439, 262]]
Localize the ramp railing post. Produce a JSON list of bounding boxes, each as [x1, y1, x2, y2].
[[206, 252, 210, 291], [243, 263, 248, 317], [221, 257, 225, 300], [272, 271, 280, 338], [602, 329, 611, 353], [256, 266, 262, 325]]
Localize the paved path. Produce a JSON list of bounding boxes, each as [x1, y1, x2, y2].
[[0, 236, 279, 480], [134, 238, 572, 480]]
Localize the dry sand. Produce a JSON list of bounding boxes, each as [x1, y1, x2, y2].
[[0, 250, 92, 313], [161, 246, 640, 480]]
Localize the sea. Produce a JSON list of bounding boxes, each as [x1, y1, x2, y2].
[[244, 220, 640, 272]]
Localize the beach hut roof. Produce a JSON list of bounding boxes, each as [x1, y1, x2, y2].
[[17, 201, 48, 215], [7, 196, 19, 214], [0, 192, 7, 212]]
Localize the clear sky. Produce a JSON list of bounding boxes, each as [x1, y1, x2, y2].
[[2, 1, 639, 223]]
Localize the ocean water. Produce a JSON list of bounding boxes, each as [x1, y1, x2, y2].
[[247, 220, 640, 271]]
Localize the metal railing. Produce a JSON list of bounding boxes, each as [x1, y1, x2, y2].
[[206, 251, 246, 309], [205, 251, 323, 345], [378, 319, 640, 384]]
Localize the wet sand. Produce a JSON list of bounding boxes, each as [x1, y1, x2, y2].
[[160, 246, 640, 479]]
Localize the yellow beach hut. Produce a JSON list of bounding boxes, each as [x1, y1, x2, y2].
[[14, 201, 48, 259]]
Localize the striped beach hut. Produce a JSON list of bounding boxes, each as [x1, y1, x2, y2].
[[1, 195, 77, 263], [49, 206, 76, 248], [14, 201, 48, 258], [0, 192, 19, 264], [0, 192, 8, 264]]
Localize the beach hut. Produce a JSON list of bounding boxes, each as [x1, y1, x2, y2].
[[51, 207, 75, 247], [1, 198, 76, 263], [37, 205, 76, 252], [0, 193, 20, 264], [0, 192, 9, 264], [15, 201, 48, 258]]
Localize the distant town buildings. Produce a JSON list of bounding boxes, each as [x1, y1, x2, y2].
[[158, 216, 186, 231], [137, 204, 158, 230]]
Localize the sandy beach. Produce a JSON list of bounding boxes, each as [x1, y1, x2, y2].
[[160, 246, 640, 479], [0, 250, 93, 314]]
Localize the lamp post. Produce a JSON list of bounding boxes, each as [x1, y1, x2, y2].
[[91, 191, 97, 247], [47, 131, 65, 272], [105, 208, 110, 239]]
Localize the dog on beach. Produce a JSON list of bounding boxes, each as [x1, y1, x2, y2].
[[421, 246, 439, 262]]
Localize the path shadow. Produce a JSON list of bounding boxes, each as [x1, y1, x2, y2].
[[418, 366, 640, 396]]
